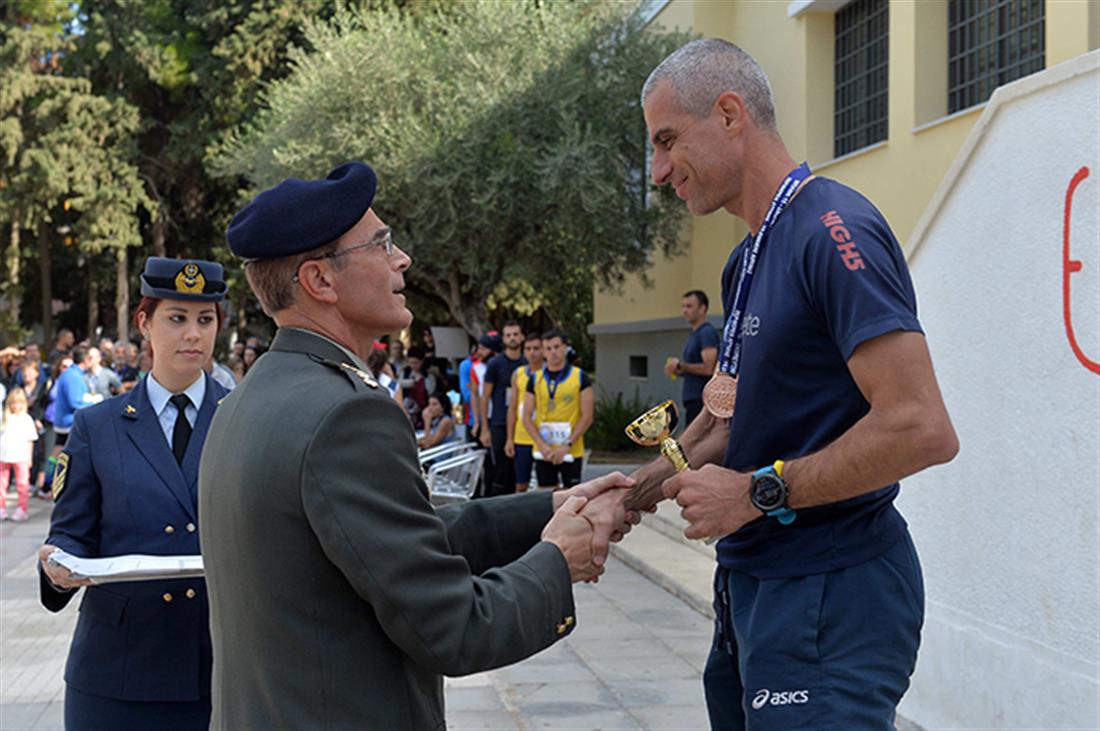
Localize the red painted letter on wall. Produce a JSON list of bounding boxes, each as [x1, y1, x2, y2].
[[1063, 166, 1099, 375]]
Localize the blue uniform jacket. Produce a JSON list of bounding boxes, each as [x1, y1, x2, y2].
[[40, 373, 229, 702]]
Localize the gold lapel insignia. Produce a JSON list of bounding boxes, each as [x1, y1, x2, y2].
[[52, 452, 71, 500], [174, 263, 206, 294], [340, 363, 378, 389], [125, 404, 137, 414], [217, 397, 225, 406]]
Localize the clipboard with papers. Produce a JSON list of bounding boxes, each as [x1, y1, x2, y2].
[[47, 550, 204, 584]]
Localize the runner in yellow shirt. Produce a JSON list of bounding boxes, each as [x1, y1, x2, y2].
[[504, 335, 544, 493], [521, 330, 594, 489]]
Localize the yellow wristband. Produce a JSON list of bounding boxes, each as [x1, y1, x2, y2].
[[774, 459, 785, 477]]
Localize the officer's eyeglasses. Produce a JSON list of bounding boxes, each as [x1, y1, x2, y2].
[[292, 229, 397, 283]]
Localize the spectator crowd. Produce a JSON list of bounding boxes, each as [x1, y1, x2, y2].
[[0, 327, 272, 516], [373, 323, 594, 497], [0, 319, 587, 514]]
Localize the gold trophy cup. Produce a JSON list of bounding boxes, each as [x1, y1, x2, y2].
[[625, 400, 691, 472], [625, 400, 720, 544]]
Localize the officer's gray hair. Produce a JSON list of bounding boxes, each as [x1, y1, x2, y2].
[[245, 239, 346, 316], [641, 39, 777, 131]]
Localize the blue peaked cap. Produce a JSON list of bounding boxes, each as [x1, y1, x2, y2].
[[226, 162, 378, 261], [140, 257, 227, 302]]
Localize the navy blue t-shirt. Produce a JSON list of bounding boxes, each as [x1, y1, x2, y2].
[[716, 178, 922, 579], [484, 353, 526, 425], [682, 323, 720, 402]]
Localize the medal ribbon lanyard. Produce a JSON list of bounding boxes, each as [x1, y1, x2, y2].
[[543, 365, 571, 408], [717, 162, 812, 376]]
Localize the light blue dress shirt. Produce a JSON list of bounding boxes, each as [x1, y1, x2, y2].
[[145, 373, 205, 448]]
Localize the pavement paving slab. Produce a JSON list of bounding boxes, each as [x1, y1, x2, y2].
[[1, 497, 72, 731], [1, 492, 718, 731]]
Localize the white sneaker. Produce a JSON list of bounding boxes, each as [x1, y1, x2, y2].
[[0, 507, 8, 520], [11, 507, 28, 522]]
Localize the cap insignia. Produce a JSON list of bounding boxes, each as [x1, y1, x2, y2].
[[174, 263, 206, 294]]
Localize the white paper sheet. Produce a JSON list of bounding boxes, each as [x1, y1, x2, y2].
[[48, 550, 204, 584]]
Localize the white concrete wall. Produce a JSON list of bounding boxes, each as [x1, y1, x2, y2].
[[898, 52, 1100, 730]]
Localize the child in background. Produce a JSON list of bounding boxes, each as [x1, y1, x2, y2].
[[1, 388, 39, 521]]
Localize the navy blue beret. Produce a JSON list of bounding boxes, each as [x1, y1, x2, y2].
[[140, 257, 227, 302], [226, 162, 378, 261]]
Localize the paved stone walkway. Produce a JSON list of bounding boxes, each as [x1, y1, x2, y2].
[[444, 566, 712, 730], [0, 497, 71, 731], [1, 492, 716, 730]]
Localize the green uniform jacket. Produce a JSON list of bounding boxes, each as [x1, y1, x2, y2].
[[198, 328, 575, 730]]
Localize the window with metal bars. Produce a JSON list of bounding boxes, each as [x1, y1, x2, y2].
[[948, 0, 1045, 114], [834, 0, 889, 158]]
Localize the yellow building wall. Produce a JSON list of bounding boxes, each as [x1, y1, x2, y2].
[[594, 0, 1098, 327], [1046, 0, 1100, 67]]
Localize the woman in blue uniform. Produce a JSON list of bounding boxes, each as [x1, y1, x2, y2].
[[38, 257, 229, 730]]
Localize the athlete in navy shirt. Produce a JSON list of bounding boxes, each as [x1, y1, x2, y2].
[[629, 39, 958, 730], [714, 176, 920, 579], [666, 289, 720, 426], [480, 322, 526, 496]]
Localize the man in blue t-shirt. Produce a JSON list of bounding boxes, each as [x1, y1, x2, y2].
[[664, 289, 719, 426], [627, 40, 959, 730], [52, 346, 101, 446], [480, 322, 527, 496]]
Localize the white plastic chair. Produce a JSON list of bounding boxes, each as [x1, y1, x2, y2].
[[426, 451, 485, 505]]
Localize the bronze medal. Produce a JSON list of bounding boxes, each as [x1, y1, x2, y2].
[[702, 372, 738, 419]]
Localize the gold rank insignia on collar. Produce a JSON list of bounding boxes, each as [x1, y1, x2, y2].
[[125, 404, 137, 414], [340, 362, 378, 389], [217, 397, 225, 406]]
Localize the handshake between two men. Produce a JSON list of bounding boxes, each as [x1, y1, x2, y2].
[[538, 471, 646, 583]]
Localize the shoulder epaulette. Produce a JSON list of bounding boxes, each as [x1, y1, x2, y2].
[[307, 354, 379, 391]]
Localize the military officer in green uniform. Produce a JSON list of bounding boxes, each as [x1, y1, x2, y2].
[[199, 162, 638, 730]]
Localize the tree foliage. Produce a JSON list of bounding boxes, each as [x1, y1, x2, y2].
[[68, 0, 347, 254], [3, 0, 692, 358], [0, 4, 150, 342], [1, 0, 350, 342], [215, 1, 691, 341]]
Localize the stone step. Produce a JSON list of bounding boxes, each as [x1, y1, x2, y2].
[[645, 501, 717, 559], [609, 519, 715, 620]]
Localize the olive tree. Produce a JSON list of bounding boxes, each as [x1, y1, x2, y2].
[[215, 0, 691, 339]]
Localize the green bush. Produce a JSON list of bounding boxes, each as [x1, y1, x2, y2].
[[586, 387, 653, 452]]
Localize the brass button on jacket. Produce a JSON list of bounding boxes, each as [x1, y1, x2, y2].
[[186, 588, 196, 599], [162, 593, 173, 602], [186, 523, 196, 533], [164, 525, 175, 534]]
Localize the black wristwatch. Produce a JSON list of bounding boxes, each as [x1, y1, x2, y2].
[[749, 460, 796, 525]]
